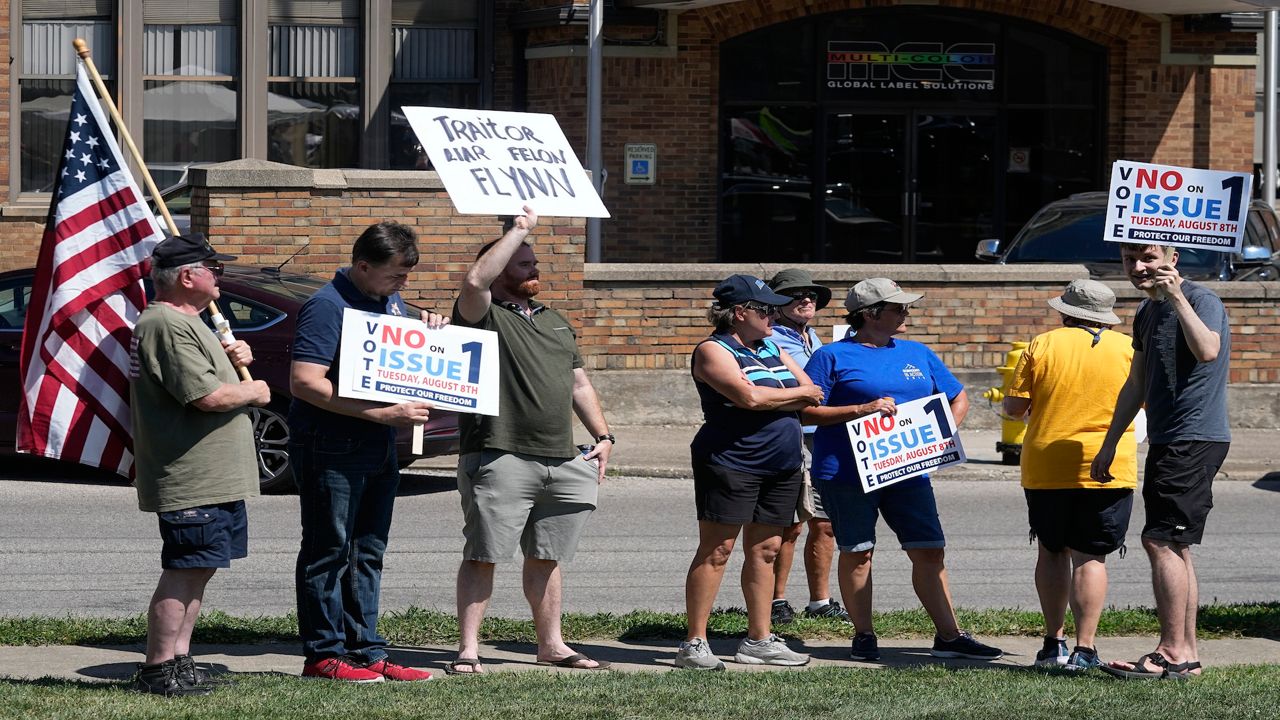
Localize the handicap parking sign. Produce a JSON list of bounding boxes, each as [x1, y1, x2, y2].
[[624, 143, 656, 184]]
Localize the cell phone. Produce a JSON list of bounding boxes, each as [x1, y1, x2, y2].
[[577, 444, 595, 456]]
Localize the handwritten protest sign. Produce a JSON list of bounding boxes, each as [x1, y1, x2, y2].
[[337, 309, 500, 416], [403, 106, 610, 218], [1106, 161, 1251, 254], [846, 393, 966, 493]]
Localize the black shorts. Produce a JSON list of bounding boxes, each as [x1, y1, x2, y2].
[[1141, 441, 1229, 545], [1025, 488, 1133, 556], [692, 460, 802, 527]]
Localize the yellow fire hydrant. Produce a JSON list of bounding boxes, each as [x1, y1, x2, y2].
[[980, 341, 1029, 466]]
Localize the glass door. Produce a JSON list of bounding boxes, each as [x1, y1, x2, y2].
[[824, 110, 996, 262]]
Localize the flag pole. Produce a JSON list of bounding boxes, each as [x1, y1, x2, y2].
[[73, 38, 252, 382]]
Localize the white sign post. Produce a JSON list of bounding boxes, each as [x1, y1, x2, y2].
[[846, 393, 967, 493], [403, 106, 610, 218], [337, 309, 500, 417], [1106, 160, 1252, 254]]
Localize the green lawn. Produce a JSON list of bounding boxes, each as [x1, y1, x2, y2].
[[3, 665, 1279, 720], [2, 603, 1278, 647]]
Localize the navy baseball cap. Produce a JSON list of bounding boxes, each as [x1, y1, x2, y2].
[[151, 233, 236, 269], [713, 274, 793, 307]]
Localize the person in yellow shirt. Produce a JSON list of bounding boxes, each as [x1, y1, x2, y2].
[[1003, 279, 1137, 672]]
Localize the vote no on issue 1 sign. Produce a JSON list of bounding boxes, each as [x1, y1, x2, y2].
[[1107, 160, 1252, 254], [337, 309, 500, 416], [846, 393, 967, 493]]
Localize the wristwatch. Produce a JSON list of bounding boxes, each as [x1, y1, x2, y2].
[[596, 433, 616, 445]]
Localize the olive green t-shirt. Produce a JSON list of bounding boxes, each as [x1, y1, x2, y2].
[[130, 304, 259, 512], [454, 300, 582, 458]]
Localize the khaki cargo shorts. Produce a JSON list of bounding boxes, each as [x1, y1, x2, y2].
[[457, 449, 599, 563]]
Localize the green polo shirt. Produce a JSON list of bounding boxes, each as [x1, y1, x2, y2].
[[454, 299, 582, 458]]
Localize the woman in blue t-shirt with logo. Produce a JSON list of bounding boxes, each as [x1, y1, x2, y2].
[[802, 278, 1003, 664], [674, 274, 824, 671]]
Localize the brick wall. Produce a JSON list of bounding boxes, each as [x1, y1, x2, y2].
[[191, 162, 587, 316], [580, 265, 1280, 385], [0, 214, 44, 269]]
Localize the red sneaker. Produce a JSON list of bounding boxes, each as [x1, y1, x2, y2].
[[302, 657, 384, 683], [364, 659, 434, 682]]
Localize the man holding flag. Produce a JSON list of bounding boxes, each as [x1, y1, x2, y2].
[[18, 56, 267, 696], [129, 234, 269, 696]]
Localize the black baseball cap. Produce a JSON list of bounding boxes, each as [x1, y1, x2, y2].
[[151, 233, 236, 269], [713, 273, 793, 307]]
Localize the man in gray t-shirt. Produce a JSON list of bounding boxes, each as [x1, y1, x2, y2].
[[1092, 243, 1230, 680]]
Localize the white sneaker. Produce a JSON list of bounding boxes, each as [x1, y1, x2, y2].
[[734, 634, 810, 666], [675, 637, 725, 671]]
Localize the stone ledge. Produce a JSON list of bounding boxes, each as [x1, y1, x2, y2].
[[585, 263, 1091, 284], [191, 159, 446, 192]]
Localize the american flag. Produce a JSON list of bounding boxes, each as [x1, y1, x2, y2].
[[17, 61, 165, 476]]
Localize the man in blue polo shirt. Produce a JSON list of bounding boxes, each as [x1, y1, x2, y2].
[[289, 221, 444, 683]]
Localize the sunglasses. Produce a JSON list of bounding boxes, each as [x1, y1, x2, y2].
[[786, 291, 819, 303], [743, 302, 775, 316], [193, 261, 224, 277]]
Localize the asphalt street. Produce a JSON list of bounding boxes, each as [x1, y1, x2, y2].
[[2, 453, 1278, 619]]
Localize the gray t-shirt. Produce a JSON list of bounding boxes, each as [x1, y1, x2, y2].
[[1132, 280, 1231, 444], [130, 304, 259, 512]]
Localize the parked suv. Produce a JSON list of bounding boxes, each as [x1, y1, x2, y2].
[[975, 191, 1280, 281]]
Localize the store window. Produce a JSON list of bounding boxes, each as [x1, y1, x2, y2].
[[19, 1, 114, 193], [389, 0, 481, 170], [143, 0, 239, 189], [719, 7, 1106, 263], [267, 0, 361, 168]]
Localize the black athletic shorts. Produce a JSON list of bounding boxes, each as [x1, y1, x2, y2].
[[1141, 441, 1229, 545], [1025, 488, 1133, 556], [692, 459, 802, 527]]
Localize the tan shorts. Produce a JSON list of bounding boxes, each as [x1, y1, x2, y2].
[[457, 450, 599, 563]]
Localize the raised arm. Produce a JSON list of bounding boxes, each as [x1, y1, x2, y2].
[[457, 205, 537, 324]]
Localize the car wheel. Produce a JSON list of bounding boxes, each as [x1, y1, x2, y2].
[[249, 405, 293, 493]]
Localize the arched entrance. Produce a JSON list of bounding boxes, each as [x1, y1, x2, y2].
[[719, 6, 1107, 263]]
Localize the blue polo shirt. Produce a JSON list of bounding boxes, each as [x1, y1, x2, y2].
[[804, 336, 963, 484], [288, 268, 410, 440]]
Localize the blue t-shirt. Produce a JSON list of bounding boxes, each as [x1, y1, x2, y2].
[[769, 324, 822, 435], [288, 267, 410, 440], [690, 333, 803, 474], [805, 336, 964, 484]]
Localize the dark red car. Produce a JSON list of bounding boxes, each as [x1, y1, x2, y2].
[[0, 264, 459, 492]]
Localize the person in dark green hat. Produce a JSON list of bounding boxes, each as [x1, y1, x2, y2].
[[765, 269, 848, 625]]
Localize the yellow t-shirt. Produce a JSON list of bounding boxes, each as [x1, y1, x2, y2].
[[1007, 326, 1138, 490]]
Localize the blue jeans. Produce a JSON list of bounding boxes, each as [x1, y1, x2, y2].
[[293, 430, 399, 663]]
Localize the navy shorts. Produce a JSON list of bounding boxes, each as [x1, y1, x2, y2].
[[815, 476, 945, 553], [158, 500, 248, 569], [1141, 441, 1229, 545], [1025, 488, 1133, 556]]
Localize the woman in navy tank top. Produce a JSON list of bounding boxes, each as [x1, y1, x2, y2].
[[674, 275, 825, 670]]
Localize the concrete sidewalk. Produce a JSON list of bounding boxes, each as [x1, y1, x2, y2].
[[3, 635, 1279, 683], [413, 426, 1280, 482]]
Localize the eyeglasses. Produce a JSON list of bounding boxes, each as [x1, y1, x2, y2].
[[743, 302, 775, 316], [787, 291, 819, 303], [883, 303, 911, 315]]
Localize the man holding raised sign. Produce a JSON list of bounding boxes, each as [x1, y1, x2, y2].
[[449, 205, 614, 674], [802, 278, 1001, 663], [289, 222, 446, 683]]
